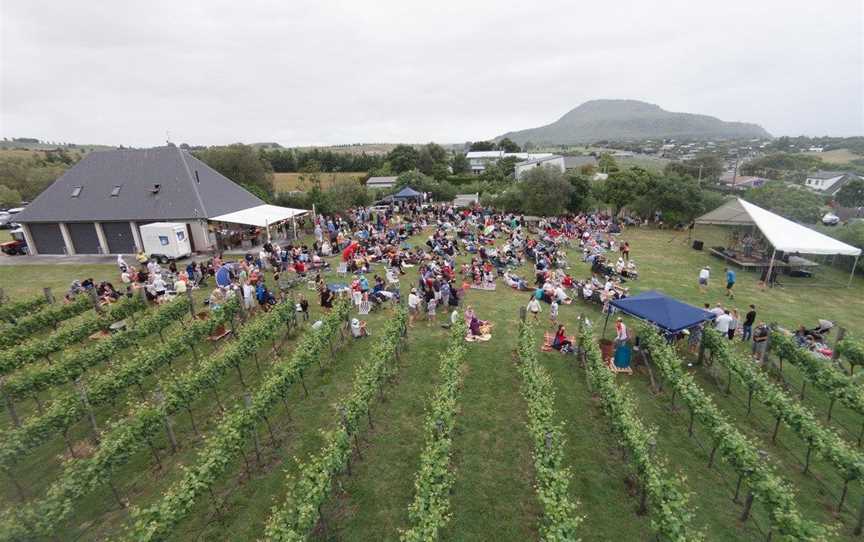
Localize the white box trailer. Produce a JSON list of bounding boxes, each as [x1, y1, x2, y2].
[[139, 222, 192, 262]]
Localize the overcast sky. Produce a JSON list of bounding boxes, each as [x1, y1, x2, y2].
[[1, 0, 862, 147]]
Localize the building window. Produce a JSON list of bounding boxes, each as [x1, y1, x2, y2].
[[71, 186, 83, 198], [111, 185, 122, 197]]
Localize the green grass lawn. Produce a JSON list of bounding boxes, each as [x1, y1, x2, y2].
[[0, 225, 863, 540]]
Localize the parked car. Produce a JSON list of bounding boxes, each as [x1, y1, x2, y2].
[[1, 228, 28, 255], [822, 213, 840, 226], [0, 213, 12, 229], [6, 207, 25, 215]]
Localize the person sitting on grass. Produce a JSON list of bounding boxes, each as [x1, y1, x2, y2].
[[552, 324, 572, 352]]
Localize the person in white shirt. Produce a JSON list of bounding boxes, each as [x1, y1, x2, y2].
[[242, 282, 255, 311], [698, 266, 710, 292], [549, 300, 559, 324], [407, 288, 421, 324], [527, 297, 541, 321], [714, 310, 734, 334]]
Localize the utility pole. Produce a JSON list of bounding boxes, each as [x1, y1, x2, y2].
[[697, 164, 704, 186], [732, 155, 739, 186]]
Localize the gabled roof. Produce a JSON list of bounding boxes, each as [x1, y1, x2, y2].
[[365, 176, 398, 186], [806, 170, 848, 180], [695, 198, 861, 256], [516, 155, 563, 167], [16, 146, 264, 223]]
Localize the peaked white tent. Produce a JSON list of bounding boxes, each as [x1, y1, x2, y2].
[[696, 198, 861, 285], [211, 204, 308, 241]]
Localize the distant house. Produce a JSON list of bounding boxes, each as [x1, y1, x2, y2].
[[514, 156, 565, 179], [453, 193, 480, 208], [562, 156, 597, 171], [805, 171, 862, 195], [807, 146, 824, 153], [466, 151, 554, 174], [365, 176, 398, 190], [728, 176, 768, 190], [14, 146, 267, 255]]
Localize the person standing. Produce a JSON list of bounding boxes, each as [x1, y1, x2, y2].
[[549, 300, 559, 327], [742, 305, 756, 341], [752, 321, 769, 362], [725, 267, 736, 299], [527, 296, 541, 321], [698, 266, 710, 293], [614, 317, 628, 346], [714, 310, 733, 336], [728, 309, 739, 340], [408, 288, 421, 325]]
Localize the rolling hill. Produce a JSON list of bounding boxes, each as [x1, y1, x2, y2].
[[496, 99, 771, 144]]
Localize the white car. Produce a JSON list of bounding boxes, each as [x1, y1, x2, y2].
[[6, 207, 25, 215], [822, 213, 840, 226], [0, 212, 11, 229]]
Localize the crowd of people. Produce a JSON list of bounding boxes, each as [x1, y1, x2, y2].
[[74, 197, 842, 371]]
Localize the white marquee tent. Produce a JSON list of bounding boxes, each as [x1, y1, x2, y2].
[[211, 204, 308, 240], [695, 198, 861, 285]]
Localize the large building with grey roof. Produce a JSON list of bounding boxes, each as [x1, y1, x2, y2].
[[15, 145, 264, 255]]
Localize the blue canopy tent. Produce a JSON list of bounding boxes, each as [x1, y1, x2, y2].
[[392, 186, 423, 200], [604, 290, 716, 336]]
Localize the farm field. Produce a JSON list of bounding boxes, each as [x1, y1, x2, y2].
[[273, 171, 367, 193], [804, 148, 862, 165], [0, 226, 863, 540]]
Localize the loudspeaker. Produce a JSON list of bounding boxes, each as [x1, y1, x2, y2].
[[692, 240, 704, 251]]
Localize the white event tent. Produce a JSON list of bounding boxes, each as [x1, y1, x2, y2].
[[695, 198, 861, 286], [211, 204, 308, 241]]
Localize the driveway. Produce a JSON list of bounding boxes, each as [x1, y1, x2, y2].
[[0, 253, 200, 266]]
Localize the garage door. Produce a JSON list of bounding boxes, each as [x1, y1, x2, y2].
[[101, 222, 136, 254], [67, 223, 101, 254], [28, 223, 66, 254]]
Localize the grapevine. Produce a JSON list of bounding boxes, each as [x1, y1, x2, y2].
[[0, 297, 190, 402], [400, 321, 467, 542], [0, 299, 296, 541], [0, 295, 92, 349], [515, 322, 583, 541], [0, 300, 236, 470], [704, 329, 864, 485], [263, 305, 408, 541], [580, 325, 700, 541], [0, 295, 48, 323], [129, 299, 351, 541], [0, 296, 145, 378], [641, 326, 828, 541], [772, 332, 864, 418]]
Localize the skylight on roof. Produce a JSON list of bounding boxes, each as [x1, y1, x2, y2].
[[71, 186, 82, 198]]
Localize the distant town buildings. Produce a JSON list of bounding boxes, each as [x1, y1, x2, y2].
[[365, 176, 398, 190], [805, 171, 862, 195], [514, 155, 565, 179], [466, 151, 554, 174]]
